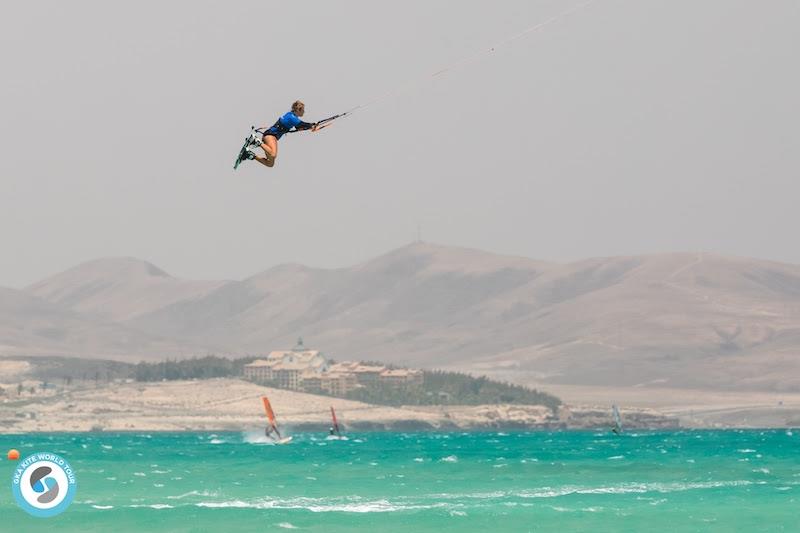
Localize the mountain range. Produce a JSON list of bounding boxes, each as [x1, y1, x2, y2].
[[4, 243, 800, 392]]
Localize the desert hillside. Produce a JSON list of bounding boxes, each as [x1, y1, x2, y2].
[[4, 243, 800, 391]]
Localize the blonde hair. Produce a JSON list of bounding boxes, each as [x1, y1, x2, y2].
[[291, 100, 305, 113]]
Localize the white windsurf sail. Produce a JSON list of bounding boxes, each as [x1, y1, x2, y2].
[[612, 404, 622, 434]]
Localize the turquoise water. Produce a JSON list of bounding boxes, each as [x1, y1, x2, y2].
[[1, 430, 798, 532]]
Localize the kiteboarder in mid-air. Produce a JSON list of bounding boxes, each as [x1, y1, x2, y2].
[[233, 101, 349, 170], [241, 100, 320, 168]]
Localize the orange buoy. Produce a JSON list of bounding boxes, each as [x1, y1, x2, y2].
[[7, 449, 20, 461]]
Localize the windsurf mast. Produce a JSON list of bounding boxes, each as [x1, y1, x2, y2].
[[330, 406, 341, 436], [262, 396, 282, 439]]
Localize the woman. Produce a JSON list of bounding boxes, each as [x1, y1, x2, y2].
[[247, 100, 319, 168]]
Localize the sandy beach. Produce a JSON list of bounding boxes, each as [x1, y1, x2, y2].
[[0, 377, 679, 433]]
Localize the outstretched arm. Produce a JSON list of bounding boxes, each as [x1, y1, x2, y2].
[[294, 120, 318, 132]]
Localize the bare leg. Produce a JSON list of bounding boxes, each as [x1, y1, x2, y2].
[[254, 135, 278, 168]]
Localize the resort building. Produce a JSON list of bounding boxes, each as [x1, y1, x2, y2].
[[242, 338, 328, 389], [352, 364, 387, 386], [244, 339, 424, 395], [242, 359, 273, 381], [320, 372, 359, 396], [379, 368, 424, 387]]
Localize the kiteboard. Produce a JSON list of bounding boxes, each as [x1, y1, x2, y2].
[[275, 436, 293, 445], [233, 127, 261, 170]]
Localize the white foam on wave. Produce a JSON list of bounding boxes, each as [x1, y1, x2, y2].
[[277, 523, 298, 529], [428, 491, 506, 500], [91, 505, 114, 510], [517, 480, 752, 498], [128, 504, 174, 510], [195, 497, 449, 513], [167, 490, 218, 500], [440, 455, 458, 463], [242, 431, 284, 445]]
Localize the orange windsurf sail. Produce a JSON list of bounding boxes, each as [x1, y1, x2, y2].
[[261, 396, 280, 436]]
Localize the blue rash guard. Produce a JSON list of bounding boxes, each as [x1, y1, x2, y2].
[[264, 111, 314, 140]]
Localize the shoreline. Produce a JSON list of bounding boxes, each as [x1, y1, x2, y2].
[[1, 426, 793, 436], [3, 375, 797, 431], [0, 377, 679, 433]]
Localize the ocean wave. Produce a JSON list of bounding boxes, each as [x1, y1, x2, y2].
[[428, 480, 751, 503], [242, 431, 286, 445], [427, 491, 507, 500], [93, 480, 755, 516], [195, 497, 450, 513], [128, 504, 174, 510], [167, 490, 219, 500], [548, 505, 606, 513], [91, 505, 114, 510], [517, 481, 751, 498]]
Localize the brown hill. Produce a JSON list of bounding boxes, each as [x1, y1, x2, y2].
[[13, 243, 800, 391], [0, 286, 191, 359], [26, 257, 228, 321]]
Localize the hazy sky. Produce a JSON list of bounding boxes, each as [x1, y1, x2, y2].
[[1, 0, 798, 287]]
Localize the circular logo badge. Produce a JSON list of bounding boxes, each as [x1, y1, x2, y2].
[[11, 452, 77, 517]]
